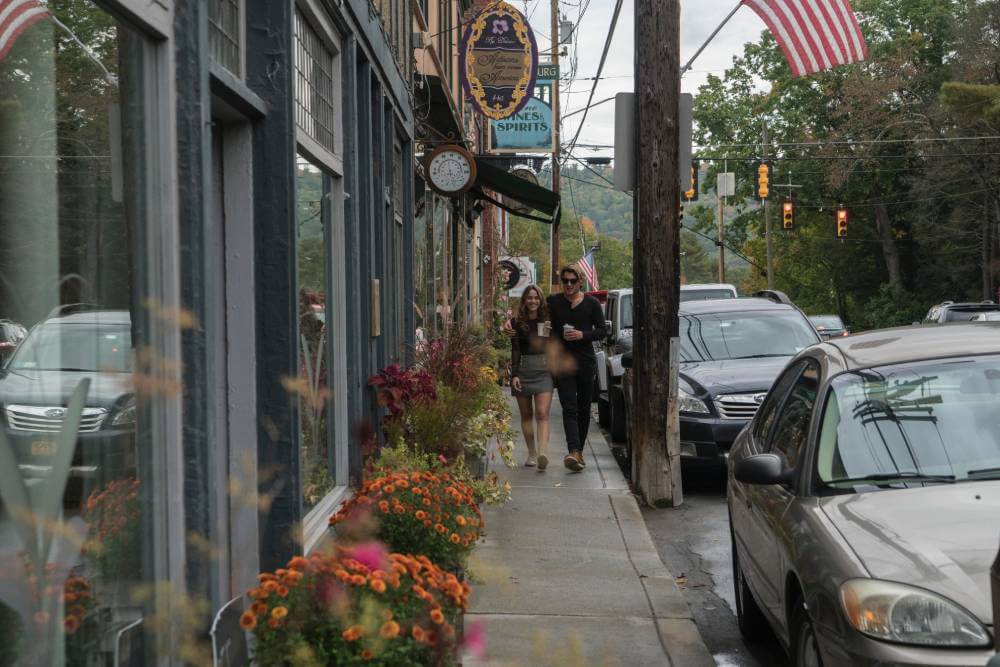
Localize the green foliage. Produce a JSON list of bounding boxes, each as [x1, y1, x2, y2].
[[857, 284, 929, 331]]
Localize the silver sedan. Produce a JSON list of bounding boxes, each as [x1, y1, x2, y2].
[[727, 323, 1000, 666]]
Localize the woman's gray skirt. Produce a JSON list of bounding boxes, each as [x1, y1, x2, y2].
[[513, 354, 553, 396]]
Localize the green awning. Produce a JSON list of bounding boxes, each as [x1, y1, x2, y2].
[[473, 159, 561, 225]]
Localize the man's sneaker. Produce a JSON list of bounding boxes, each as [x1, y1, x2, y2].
[[537, 453, 548, 471], [564, 452, 584, 472]]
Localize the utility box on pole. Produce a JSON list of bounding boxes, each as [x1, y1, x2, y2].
[[632, 0, 682, 507], [614, 93, 635, 192]]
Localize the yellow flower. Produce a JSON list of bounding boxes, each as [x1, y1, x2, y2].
[[271, 606, 289, 620]]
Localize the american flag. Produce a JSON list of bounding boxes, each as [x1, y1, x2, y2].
[[0, 0, 50, 61], [741, 0, 868, 78], [576, 251, 599, 290]]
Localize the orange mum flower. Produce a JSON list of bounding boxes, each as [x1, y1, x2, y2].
[[378, 500, 390, 513], [430, 608, 445, 625], [450, 533, 461, 544], [456, 515, 467, 526], [267, 617, 282, 629], [251, 601, 268, 616], [411, 625, 426, 642], [423, 498, 432, 507], [63, 616, 80, 634], [370, 579, 387, 593], [271, 606, 289, 620], [239, 611, 257, 630], [435, 523, 447, 534], [351, 574, 366, 586], [379, 619, 401, 639], [288, 556, 308, 571], [361, 649, 374, 661], [277, 585, 289, 597], [342, 625, 364, 641], [415, 510, 427, 520], [262, 580, 279, 592]]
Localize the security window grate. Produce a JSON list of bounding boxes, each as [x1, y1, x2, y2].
[[294, 10, 337, 154], [209, 0, 242, 76]]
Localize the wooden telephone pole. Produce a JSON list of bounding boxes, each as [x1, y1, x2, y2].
[[549, 0, 561, 291], [632, 0, 682, 506]]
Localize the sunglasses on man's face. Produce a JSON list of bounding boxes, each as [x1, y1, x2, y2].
[[562, 277, 579, 285]]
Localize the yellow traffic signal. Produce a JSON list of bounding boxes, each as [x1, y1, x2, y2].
[[755, 163, 771, 200], [836, 208, 848, 238], [782, 200, 795, 230]]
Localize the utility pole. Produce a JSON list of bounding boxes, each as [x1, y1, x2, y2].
[[762, 120, 774, 289], [632, 0, 681, 507], [549, 0, 561, 293], [718, 190, 726, 283]]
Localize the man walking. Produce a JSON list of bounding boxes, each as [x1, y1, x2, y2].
[[505, 265, 606, 472]]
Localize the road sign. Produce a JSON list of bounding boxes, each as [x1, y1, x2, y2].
[[717, 172, 735, 197]]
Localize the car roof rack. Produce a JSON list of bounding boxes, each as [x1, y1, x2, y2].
[[750, 289, 793, 306], [45, 303, 103, 319]]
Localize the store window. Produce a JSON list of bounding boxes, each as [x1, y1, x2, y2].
[[0, 3, 165, 664], [296, 156, 333, 509], [294, 9, 337, 155]]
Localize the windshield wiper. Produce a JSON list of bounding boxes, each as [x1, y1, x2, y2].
[[966, 467, 1000, 479], [824, 471, 956, 486], [734, 354, 790, 359]]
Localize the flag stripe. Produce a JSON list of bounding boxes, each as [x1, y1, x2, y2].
[[0, 1, 50, 61], [794, 0, 842, 65], [744, 0, 807, 76], [741, 0, 866, 77], [806, 0, 849, 64]]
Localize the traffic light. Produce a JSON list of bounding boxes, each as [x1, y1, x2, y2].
[[684, 161, 699, 201], [836, 207, 848, 238], [782, 200, 795, 230], [754, 162, 771, 200]]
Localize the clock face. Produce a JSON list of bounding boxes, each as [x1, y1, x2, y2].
[[428, 149, 474, 194]]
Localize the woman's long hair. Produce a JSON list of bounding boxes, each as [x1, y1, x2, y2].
[[516, 284, 548, 333]]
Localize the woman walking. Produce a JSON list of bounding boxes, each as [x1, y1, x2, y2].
[[510, 285, 554, 471]]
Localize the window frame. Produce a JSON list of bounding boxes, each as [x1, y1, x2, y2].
[[293, 0, 344, 176], [765, 360, 821, 470]]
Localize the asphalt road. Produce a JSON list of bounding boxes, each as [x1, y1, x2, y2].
[[603, 428, 788, 666]]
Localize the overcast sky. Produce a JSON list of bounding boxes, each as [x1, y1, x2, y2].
[[525, 0, 769, 158]]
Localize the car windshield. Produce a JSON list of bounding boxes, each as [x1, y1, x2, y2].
[[679, 311, 818, 362], [816, 355, 1000, 487], [944, 307, 1000, 322], [680, 289, 735, 302], [9, 322, 133, 372], [810, 316, 844, 330], [620, 294, 633, 329]]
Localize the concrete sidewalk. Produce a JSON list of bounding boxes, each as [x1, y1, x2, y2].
[[466, 397, 713, 666]]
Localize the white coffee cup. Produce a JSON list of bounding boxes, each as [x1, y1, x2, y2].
[[563, 324, 575, 336], [537, 321, 549, 337]]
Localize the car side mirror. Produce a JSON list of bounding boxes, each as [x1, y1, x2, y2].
[[734, 453, 795, 486], [621, 351, 633, 369]]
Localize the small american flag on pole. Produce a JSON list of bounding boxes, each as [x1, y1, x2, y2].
[[0, 0, 50, 61], [576, 251, 599, 291], [740, 0, 868, 78]]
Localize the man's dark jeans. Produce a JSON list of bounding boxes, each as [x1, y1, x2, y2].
[[555, 358, 596, 453]]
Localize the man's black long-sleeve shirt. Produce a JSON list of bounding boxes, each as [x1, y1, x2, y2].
[[547, 293, 606, 363]]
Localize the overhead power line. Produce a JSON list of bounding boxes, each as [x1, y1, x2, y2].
[[559, 0, 624, 167]]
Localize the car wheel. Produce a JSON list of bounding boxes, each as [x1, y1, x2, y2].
[[597, 393, 610, 428], [731, 534, 768, 641], [791, 596, 823, 667], [609, 386, 627, 442]]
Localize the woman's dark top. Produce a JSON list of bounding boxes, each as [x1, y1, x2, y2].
[[546, 293, 606, 363], [510, 317, 546, 377]]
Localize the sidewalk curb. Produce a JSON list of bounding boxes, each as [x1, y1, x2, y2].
[[592, 432, 715, 667]]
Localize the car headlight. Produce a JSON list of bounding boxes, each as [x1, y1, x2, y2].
[[111, 399, 136, 427], [679, 387, 710, 415], [840, 579, 991, 648]]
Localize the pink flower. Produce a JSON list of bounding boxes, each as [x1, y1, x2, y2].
[[438, 454, 449, 465], [461, 619, 487, 659], [344, 541, 389, 571]]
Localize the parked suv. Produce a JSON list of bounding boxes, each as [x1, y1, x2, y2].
[[680, 283, 738, 302], [0, 307, 137, 509], [923, 300, 1000, 323], [596, 289, 633, 440], [620, 293, 821, 467]]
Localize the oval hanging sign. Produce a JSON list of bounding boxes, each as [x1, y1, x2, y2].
[[460, 1, 538, 121]]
